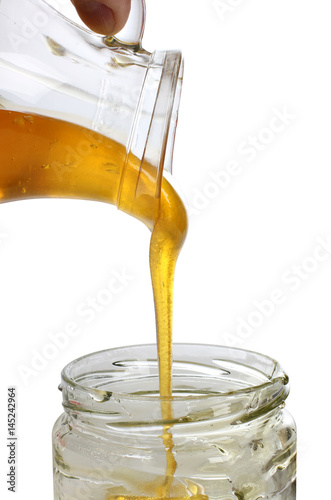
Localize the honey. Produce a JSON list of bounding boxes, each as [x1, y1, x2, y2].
[[0, 109, 188, 498]]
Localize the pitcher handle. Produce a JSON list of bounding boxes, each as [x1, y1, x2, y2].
[[113, 0, 146, 46]]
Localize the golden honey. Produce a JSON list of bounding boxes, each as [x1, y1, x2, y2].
[[0, 109, 188, 498]]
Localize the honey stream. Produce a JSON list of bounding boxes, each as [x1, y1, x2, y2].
[[0, 110, 193, 499]]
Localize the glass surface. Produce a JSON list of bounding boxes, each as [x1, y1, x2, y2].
[[53, 344, 296, 500], [0, 0, 183, 211]]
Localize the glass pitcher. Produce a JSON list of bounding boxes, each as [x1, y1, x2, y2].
[[0, 0, 183, 226]]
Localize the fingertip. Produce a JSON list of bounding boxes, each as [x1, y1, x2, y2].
[[71, 1, 116, 35]]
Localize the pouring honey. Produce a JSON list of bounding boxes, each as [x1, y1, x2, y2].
[[0, 0, 192, 498]]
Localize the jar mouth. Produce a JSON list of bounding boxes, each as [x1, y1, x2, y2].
[[60, 344, 289, 425]]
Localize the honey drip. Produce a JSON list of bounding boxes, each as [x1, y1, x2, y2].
[[0, 110, 204, 499]]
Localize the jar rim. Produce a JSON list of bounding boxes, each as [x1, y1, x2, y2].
[[60, 344, 289, 424]]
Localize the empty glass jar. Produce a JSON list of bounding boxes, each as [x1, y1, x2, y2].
[[53, 344, 296, 500]]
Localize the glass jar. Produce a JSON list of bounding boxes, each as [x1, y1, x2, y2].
[[53, 344, 296, 500]]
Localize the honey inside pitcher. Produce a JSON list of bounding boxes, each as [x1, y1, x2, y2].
[[0, 109, 192, 499]]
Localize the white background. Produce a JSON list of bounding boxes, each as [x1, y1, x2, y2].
[[1, 0, 331, 498]]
